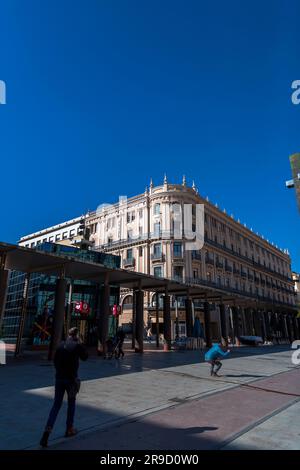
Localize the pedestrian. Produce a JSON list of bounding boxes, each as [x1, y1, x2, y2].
[[205, 340, 230, 377], [116, 326, 126, 358], [146, 327, 152, 343], [39, 327, 88, 448]]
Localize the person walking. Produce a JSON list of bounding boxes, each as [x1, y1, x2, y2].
[[116, 326, 126, 359], [39, 327, 88, 447], [146, 327, 152, 344], [205, 341, 230, 377]]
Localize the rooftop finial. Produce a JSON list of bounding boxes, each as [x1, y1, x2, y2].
[[192, 180, 196, 190], [164, 173, 168, 185], [182, 175, 186, 186], [150, 178, 153, 189]]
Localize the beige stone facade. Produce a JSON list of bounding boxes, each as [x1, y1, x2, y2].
[[86, 178, 295, 340]]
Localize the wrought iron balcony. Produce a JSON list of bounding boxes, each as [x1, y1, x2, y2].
[[151, 253, 165, 262], [123, 257, 135, 267], [225, 264, 233, 272]]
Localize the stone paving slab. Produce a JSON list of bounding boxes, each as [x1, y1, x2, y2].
[[223, 401, 300, 450]]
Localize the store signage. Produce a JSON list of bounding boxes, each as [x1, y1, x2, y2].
[[75, 301, 90, 316], [112, 304, 121, 316]]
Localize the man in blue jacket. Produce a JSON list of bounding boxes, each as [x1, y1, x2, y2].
[[205, 341, 230, 377]]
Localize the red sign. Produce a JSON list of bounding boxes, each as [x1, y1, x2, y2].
[[112, 304, 121, 316], [75, 301, 90, 316]]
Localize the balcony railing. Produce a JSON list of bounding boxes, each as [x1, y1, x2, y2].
[[205, 257, 214, 266], [151, 253, 165, 262], [173, 253, 184, 260], [204, 235, 292, 283], [123, 257, 135, 267], [225, 264, 233, 272], [192, 252, 202, 261], [216, 261, 224, 269]]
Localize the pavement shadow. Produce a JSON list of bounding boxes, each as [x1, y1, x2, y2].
[[184, 426, 218, 434], [224, 374, 266, 378]]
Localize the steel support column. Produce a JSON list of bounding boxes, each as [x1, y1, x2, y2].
[[99, 273, 110, 357], [185, 296, 193, 338], [48, 275, 67, 360], [163, 288, 171, 351], [156, 292, 160, 348], [204, 301, 212, 348], [135, 289, 144, 353], [15, 273, 31, 357], [0, 265, 9, 334]]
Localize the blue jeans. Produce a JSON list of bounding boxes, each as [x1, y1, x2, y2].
[[46, 379, 76, 429]]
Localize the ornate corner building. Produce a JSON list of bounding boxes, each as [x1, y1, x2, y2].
[[86, 177, 297, 342]]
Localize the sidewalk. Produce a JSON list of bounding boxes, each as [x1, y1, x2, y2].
[[0, 345, 298, 450]]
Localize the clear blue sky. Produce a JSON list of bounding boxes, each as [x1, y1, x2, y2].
[[0, 0, 299, 270]]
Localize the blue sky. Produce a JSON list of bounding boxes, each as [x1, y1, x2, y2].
[[0, 0, 299, 270]]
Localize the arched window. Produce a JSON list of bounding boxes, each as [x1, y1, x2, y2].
[[122, 295, 133, 310]]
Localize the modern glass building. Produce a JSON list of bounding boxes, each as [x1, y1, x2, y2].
[[2, 243, 121, 349]]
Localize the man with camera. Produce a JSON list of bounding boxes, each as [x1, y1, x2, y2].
[[40, 327, 88, 448]]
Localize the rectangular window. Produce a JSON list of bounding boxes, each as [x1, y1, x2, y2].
[[173, 242, 182, 257], [193, 269, 198, 279], [153, 243, 161, 255], [127, 249, 133, 259], [154, 203, 160, 215], [154, 266, 162, 278], [62, 232, 68, 239], [30, 242, 35, 247], [139, 247, 143, 257], [127, 230, 133, 240], [42, 238, 48, 243], [49, 237, 54, 243], [154, 222, 160, 235], [69, 229, 75, 237], [55, 234, 61, 241], [36, 240, 41, 245]]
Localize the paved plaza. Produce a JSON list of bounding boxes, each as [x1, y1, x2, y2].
[[1, 344, 299, 450]]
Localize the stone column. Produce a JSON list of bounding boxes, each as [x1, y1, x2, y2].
[[219, 303, 227, 342], [232, 305, 240, 343], [163, 288, 171, 351], [291, 315, 299, 341], [48, 275, 67, 360], [204, 301, 212, 348], [135, 289, 144, 353], [286, 314, 292, 343]]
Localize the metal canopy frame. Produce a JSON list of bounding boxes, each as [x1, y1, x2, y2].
[[0, 241, 296, 311]]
